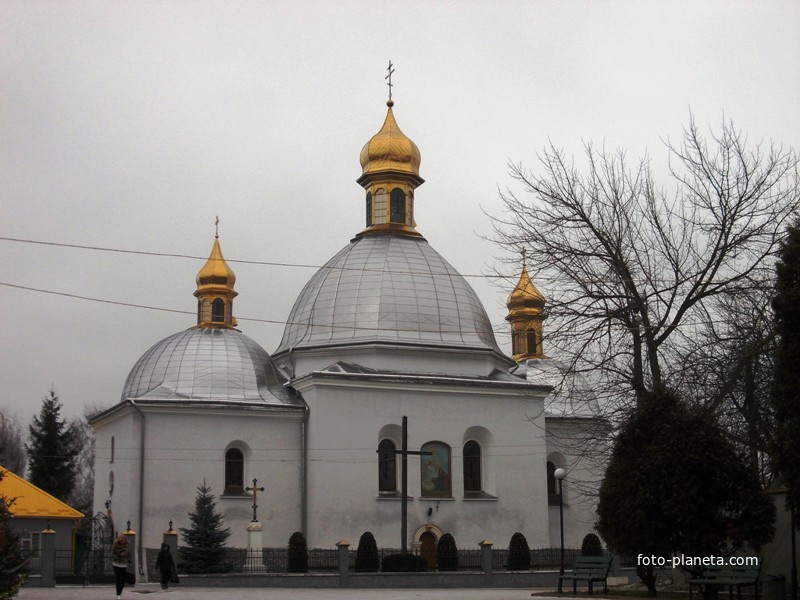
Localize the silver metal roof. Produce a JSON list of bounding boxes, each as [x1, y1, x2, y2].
[[122, 327, 303, 406], [276, 235, 501, 354]]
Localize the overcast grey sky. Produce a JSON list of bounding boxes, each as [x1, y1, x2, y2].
[[2, 0, 799, 421]]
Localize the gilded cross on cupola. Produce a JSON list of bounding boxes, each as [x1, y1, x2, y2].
[[385, 60, 395, 103]]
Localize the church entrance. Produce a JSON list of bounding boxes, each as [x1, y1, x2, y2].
[[419, 531, 437, 570]]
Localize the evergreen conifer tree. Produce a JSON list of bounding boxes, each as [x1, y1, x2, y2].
[[771, 223, 800, 513], [597, 387, 775, 596], [0, 471, 27, 598], [25, 390, 77, 502], [178, 481, 231, 573]]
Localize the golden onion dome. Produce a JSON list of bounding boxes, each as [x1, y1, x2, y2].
[[506, 263, 546, 317], [359, 100, 421, 179], [196, 237, 236, 292]]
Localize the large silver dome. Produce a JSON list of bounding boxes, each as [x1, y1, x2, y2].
[[122, 327, 302, 406], [276, 235, 500, 353]]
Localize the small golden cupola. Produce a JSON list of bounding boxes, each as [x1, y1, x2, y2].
[[506, 248, 547, 361], [194, 222, 238, 329], [356, 96, 425, 238]]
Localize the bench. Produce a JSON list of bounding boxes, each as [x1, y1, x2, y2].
[[688, 564, 761, 600], [557, 555, 614, 594]]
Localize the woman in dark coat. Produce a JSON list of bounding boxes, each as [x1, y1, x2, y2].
[[155, 543, 176, 590]]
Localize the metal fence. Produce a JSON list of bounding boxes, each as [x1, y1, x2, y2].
[[54, 548, 114, 584], [175, 546, 605, 574], [48, 545, 627, 579]]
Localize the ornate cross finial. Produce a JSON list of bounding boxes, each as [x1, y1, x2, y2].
[[385, 60, 395, 102], [215, 216, 219, 239], [245, 478, 265, 522], [520, 246, 527, 266]]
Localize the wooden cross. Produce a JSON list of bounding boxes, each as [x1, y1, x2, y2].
[[377, 416, 432, 553], [245, 478, 265, 522], [385, 60, 395, 101]]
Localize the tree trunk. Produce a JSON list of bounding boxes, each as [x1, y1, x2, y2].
[[637, 564, 658, 597]]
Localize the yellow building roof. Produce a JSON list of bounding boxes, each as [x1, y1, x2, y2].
[[0, 466, 84, 519]]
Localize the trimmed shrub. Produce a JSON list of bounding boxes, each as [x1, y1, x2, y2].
[[380, 553, 427, 572], [287, 531, 308, 573], [354, 531, 380, 572], [581, 533, 603, 556], [436, 533, 458, 571], [507, 532, 530, 570]]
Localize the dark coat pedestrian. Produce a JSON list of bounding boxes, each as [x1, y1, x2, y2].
[[155, 542, 176, 589]]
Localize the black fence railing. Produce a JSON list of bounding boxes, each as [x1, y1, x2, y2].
[[51, 546, 631, 579], [54, 548, 115, 584], [174, 547, 608, 574]]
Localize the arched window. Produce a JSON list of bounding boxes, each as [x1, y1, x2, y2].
[[547, 461, 561, 505], [378, 439, 397, 492], [463, 441, 482, 494], [225, 448, 244, 494], [110, 436, 115, 463], [421, 442, 451, 497], [366, 192, 373, 226], [390, 188, 405, 223], [513, 331, 525, 355], [197, 300, 202, 324], [527, 330, 537, 355], [212, 298, 225, 322]]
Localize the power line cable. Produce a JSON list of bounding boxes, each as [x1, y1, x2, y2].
[[0, 235, 512, 281]]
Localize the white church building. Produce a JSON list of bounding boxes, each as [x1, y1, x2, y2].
[[90, 97, 606, 566]]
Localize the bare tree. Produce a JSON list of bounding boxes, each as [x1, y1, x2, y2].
[[68, 411, 95, 516], [491, 115, 799, 415], [677, 281, 777, 483], [0, 408, 26, 474]]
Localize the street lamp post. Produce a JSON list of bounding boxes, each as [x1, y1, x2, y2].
[[554, 468, 567, 576]]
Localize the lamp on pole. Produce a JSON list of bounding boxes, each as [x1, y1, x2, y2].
[[554, 468, 566, 576]]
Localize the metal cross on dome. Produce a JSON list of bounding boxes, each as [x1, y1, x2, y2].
[[386, 60, 395, 102], [245, 478, 265, 522]]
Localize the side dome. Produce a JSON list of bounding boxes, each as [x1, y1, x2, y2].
[[276, 235, 500, 353], [122, 327, 301, 406]]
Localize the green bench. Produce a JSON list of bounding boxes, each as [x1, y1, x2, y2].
[[688, 564, 761, 600], [557, 555, 614, 594]]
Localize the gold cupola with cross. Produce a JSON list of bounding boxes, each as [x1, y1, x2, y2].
[[506, 248, 547, 361], [356, 62, 424, 238], [194, 221, 238, 329]]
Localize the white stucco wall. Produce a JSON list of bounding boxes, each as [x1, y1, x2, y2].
[[296, 374, 553, 550], [546, 417, 608, 548], [93, 403, 305, 550]]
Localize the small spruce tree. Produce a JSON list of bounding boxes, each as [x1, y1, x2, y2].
[[581, 533, 603, 556], [287, 531, 308, 573], [436, 533, 458, 571], [25, 390, 78, 502], [354, 531, 379, 572], [507, 532, 530, 570], [0, 472, 27, 598], [178, 481, 231, 573]]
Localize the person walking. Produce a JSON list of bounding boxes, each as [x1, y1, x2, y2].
[[155, 542, 176, 590], [111, 533, 132, 599]]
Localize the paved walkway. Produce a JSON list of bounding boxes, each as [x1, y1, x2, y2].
[[18, 585, 556, 599]]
